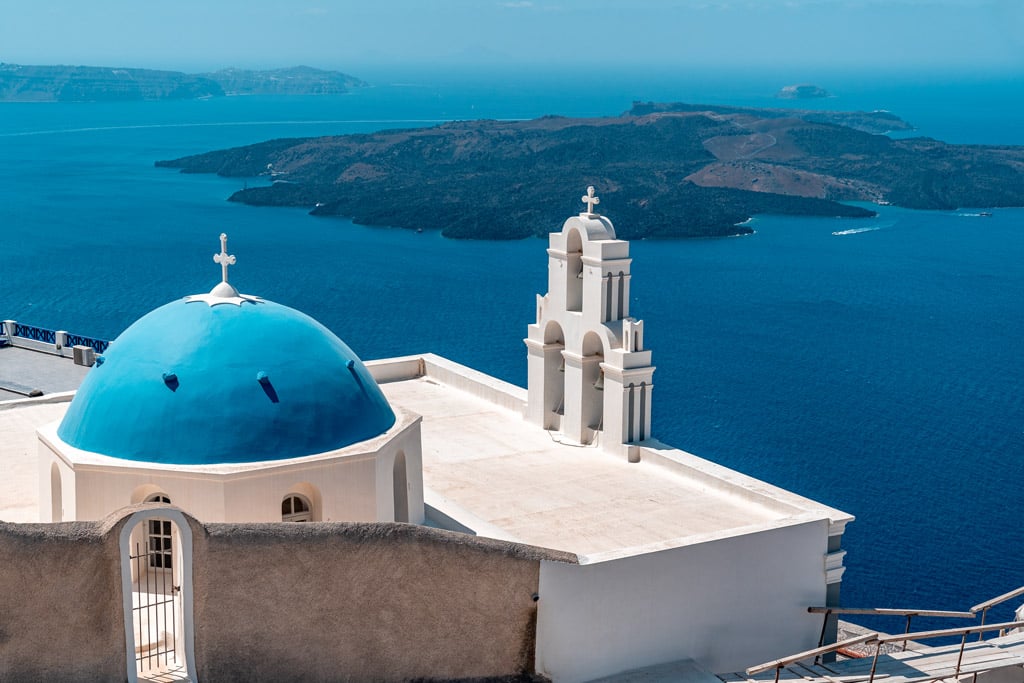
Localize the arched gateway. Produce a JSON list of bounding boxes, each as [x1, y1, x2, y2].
[[119, 507, 197, 683]]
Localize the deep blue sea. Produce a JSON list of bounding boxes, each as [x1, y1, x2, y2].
[[1, 67, 1022, 631]]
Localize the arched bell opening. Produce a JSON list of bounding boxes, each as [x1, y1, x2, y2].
[[565, 228, 584, 312], [581, 331, 605, 440], [543, 320, 566, 430]]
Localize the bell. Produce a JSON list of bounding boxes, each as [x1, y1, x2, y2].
[[558, 357, 565, 372], [593, 371, 604, 391]]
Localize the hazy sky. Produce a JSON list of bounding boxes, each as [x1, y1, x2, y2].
[[2, 0, 1021, 73]]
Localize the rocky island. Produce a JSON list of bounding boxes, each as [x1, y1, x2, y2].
[[0, 63, 366, 102], [157, 102, 1024, 240], [778, 84, 831, 99]]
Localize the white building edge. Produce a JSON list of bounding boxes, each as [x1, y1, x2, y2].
[[1, 189, 853, 683]]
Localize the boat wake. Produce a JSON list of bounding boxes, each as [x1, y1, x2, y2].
[[832, 226, 882, 236]]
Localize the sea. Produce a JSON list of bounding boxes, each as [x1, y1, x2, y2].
[[1, 65, 1022, 632]]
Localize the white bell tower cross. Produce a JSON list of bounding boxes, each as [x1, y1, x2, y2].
[[524, 188, 655, 456]]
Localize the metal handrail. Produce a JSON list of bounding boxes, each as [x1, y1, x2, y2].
[[809, 607, 976, 619], [746, 632, 880, 679], [809, 606, 975, 651], [866, 620, 1024, 683], [877, 619, 1024, 643], [748, 620, 1024, 683], [971, 586, 1024, 613], [971, 585, 1024, 640]]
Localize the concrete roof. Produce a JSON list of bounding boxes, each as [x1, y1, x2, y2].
[[0, 348, 851, 560], [379, 369, 845, 561], [0, 346, 92, 521], [0, 345, 91, 400], [0, 400, 71, 522]]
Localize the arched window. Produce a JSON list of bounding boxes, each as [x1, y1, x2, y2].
[[282, 494, 312, 523], [144, 494, 172, 570]]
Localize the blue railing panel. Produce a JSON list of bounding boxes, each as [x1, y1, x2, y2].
[[6, 323, 110, 352], [14, 323, 57, 344], [64, 333, 110, 354]]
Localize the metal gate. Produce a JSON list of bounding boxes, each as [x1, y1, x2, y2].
[[130, 529, 181, 675]]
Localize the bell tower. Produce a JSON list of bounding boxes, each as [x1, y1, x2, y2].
[[525, 188, 655, 455]]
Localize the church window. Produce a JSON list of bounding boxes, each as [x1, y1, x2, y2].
[[282, 494, 312, 522], [144, 494, 173, 570]]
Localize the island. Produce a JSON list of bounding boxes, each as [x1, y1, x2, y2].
[[0, 63, 367, 102], [156, 102, 1024, 240], [778, 84, 831, 99], [199, 66, 367, 96]]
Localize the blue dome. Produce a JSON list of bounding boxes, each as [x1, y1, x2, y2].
[[57, 297, 395, 465]]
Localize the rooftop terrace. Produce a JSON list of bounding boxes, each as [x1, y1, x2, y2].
[[0, 344, 90, 401], [0, 346, 851, 560]]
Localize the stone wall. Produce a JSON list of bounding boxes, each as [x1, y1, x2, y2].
[[0, 520, 126, 682], [0, 507, 575, 682]]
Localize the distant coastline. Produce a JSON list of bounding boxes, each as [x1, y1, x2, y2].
[[0, 64, 367, 102]]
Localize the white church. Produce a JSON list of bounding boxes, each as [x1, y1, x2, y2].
[[1, 189, 854, 683]]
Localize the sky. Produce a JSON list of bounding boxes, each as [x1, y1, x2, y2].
[[1, 0, 1021, 74]]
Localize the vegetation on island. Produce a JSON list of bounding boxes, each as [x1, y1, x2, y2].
[[156, 102, 1024, 240], [0, 63, 367, 102]]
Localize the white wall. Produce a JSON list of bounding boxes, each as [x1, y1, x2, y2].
[[535, 518, 829, 682], [38, 444, 73, 522], [373, 426, 425, 524], [37, 411, 424, 525]]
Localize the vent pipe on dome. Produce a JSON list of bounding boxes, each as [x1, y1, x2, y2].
[[256, 371, 280, 403], [162, 372, 179, 392]]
